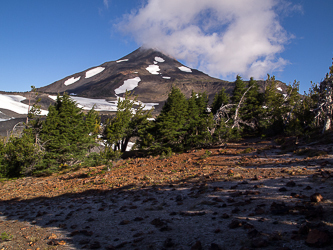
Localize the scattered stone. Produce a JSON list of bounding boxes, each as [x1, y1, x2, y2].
[[119, 220, 130, 225], [286, 181, 296, 187], [221, 213, 230, 219], [305, 229, 331, 247], [150, 218, 166, 227], [254, 207, 265, 215], [191, 240, 202, 250], [209, 243, 222, 250], [310, 193, 323, 202], [133, 217, 144, 221], [90, 241, 102, 249], [243, 222, 255, 229], [232, 207, 240, 213], [304, 185, 312, 190], [270, 202, 289, 215], [251, 237, 269, 248], [279, 187, 288, 192], [228, 219, 242, 229], [164, 238, 174, 248], [248, 229, 261, 239]]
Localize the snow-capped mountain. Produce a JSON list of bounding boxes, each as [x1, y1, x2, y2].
[[37, 47, 234, 108]]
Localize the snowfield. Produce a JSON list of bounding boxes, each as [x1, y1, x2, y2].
[[277, 87, 282, 91], [178, 66, 192, 72], [64, 76, 81, 86], [155, 56, 165, 63], [146, 65, 160, 75], [70, 96, 118, 112], [115, 77, 141, 95], [49, 95, 159, 112], [0, 94, 48, 115], [116, 59, 129, 63], [85, 67, 105, 78]]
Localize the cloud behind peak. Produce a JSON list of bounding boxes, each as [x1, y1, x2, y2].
[[118, 0, 295, 80]]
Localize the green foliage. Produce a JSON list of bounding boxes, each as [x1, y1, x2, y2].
[[211, 88, 230, 115], [242, 77, 263, 134], [153, 87, 189, 152], [38, 93, 98, 171], [1, 232, 13, 241], [184, 91, 214, 148], [104, 91, 153, 153], [2, 130, 42, 177], [231, 75, 246, 104]]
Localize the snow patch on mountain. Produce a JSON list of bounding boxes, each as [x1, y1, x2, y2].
[[64, 76, 81, 86], [146, 65, 160, 75], [115, 77, 141, 95], [85, 67, 105, 78], [162, 76, 171, 79], [155, 57, 165, 63], [49, 95, 159, 112], [116, 59, 129, 63], [70, 96, 118, 112], [0, 94, 48, 115], [277, 87, 282, 91], [178, 66, 192, 73]]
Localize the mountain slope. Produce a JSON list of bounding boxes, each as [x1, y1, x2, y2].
[[37, 48, 234, 105]]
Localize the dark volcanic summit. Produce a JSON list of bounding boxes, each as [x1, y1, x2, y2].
[[37, 47, 234, 105]]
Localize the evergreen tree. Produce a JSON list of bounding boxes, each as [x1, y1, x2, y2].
[[241, 77, 263, 134], [185, 91, 213, 148], [39, 93, 97, 169], [231, 75, 247, 104], [104, 91, 152, 154], [211, 88, 230, 115], [153, 87, 188, 152], [2, 130, 41, 177], [0, 139, 5, 177]]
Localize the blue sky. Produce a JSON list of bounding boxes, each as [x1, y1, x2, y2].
[[0, 0, 332, 94]]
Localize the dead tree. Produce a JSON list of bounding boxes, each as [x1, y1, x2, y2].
[[211, 85, 255, 136]]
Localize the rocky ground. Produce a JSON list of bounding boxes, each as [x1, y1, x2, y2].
[[0, 138, 333, 250]]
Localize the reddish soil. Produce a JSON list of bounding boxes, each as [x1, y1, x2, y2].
[[0, 139, 333, 249]]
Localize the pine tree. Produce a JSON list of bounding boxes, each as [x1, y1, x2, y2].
[[153, 87, 188, 153], [40, 93, 97, 169], [104, 91, 152, 154], [211, 88, 230, 115], [241, 77, 263, 134], [231, 75, 247, 104], [259, 75, 285, 135], [185, 91, 213, 148], [2, 130, 41, 177]]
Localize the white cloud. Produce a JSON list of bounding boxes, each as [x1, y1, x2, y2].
[[118, 0, 297, 80]]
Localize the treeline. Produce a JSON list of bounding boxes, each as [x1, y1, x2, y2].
[[0, 63, 332, 178]]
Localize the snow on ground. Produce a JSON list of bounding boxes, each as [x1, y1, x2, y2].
[[154, 61, 158, 64], [49, 95, 159, 112], [155, 56, 165, 63], [146, 65, 160, 75], [277, 87, 282, 91], [162, 76, 171, 79], [283, 94, 287, 98], [115, 77, 141, 95], [0, 94, 48, 115], [116, 59, 129, 63], [178, 66, 192, 73], [0, 118, 13, 122], [85, 67, 105, 78], [69, 96, 118, 112], [64, 76, 81, 86]]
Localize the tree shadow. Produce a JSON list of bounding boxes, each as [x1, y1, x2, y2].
[[1, 168, 332, 249]]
